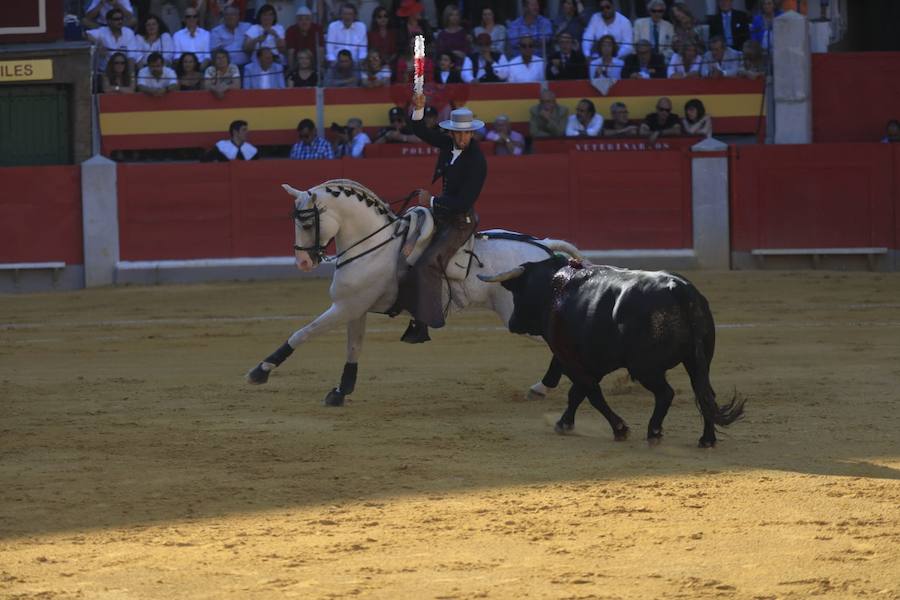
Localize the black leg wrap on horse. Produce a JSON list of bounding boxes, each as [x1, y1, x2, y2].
[[339, 362, 358, 395], [265, 341, 295, 366]]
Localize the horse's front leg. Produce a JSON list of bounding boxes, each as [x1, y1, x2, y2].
[[322, 313, 367, 407], [246, 304, 352, 385]]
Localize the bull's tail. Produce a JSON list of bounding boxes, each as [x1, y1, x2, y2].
[[674, 281, 745, 427], [541, 239, 584, 261]]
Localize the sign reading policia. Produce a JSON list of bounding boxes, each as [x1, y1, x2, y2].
[[0, 59, 53, 82]]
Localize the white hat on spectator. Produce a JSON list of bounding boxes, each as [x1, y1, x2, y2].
[[296, 6, 313, 16]]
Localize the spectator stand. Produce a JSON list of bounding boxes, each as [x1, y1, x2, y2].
[[548, 79, 766, 140], [98, 79, 765, 155], [98, 87, 316, 154]]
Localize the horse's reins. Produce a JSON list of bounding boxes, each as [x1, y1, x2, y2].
[[293, 190, 419, 270]]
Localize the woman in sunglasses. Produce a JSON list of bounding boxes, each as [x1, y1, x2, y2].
[[101, 52, 136, 94]]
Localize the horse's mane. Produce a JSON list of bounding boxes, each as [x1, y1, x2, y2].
[[312, 179, 396, 219]]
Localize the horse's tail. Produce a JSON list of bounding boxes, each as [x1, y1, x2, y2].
[[673, 280, 746, 427], [541, 239, 584, 261]]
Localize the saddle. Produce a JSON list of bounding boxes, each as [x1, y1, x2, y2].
[[396, 206, 476, 281]]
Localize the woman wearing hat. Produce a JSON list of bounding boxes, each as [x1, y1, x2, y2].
[[396, 92, 488, 344], [395, 0, 433, 53]]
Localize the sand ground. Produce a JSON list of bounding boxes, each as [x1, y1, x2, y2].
[[1, 270, 899, 600]]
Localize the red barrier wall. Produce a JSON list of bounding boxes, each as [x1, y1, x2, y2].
[[730, 143, 897, 251], [118, 152, 693, 260], [0, 165, 83, 264], [812, 53, 900, 143]]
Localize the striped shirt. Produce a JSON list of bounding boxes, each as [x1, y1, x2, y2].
[[289, 137, 334, 160]]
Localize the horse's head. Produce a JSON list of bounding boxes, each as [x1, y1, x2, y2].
[[284, 184, 338, 272]]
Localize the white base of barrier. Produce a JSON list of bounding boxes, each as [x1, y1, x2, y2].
[[116, 257, 333, 285]]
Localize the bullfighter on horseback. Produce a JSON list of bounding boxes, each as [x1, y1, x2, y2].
[[396, 92, 488, 344]]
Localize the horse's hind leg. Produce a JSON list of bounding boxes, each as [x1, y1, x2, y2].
[[529, 355, 564, 400], [323, 313, 367, 407], [247, 304, 351, 385]]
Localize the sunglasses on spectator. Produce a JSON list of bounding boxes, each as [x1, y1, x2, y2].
[[651, 8, 665, 13], [185, 13, 198, 18], [520, 43, 534, 48], [109, 15, 124, 21], [657, 106, 671, 112]]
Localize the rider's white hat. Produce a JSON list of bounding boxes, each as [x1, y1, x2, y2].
[[440, 108, 484, 132]]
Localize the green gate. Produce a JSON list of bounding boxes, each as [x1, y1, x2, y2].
[[0, 85, 72, 166]]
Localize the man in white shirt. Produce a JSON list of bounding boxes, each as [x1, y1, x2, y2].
[[503, 36, 544, 83], [485, 115, 525, 156], [632, 0, 675, 60], [85, 8, 139, 70], [136, 52, 178, 96], [582, 0, 633, 59], [565, 99, 604, 137], [173, 8, 211, 68], [701, 35, 742, 78], [210, 6, 252, 68], [243, 48, 286, 89], [82, 0, 134, 29], [325, 3, 367, 65]]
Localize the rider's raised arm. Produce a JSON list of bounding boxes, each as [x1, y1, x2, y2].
[[407, 105, 452, 149]]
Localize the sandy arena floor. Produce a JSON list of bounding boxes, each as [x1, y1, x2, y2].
[[1, 270, 899, 600]]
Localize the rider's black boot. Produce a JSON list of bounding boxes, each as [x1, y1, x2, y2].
[[401, 319, 431, 344]]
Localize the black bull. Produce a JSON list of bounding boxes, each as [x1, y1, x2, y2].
[[480, 256, 745, 447]]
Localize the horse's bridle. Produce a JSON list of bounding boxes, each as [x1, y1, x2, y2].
[[293, 204, 328, 265], [292, 198, 408, 270]]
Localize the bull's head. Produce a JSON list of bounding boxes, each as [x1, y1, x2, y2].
[[284, 184, 337, 272], [478, 254, 569, 336]]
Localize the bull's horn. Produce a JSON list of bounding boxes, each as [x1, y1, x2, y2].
[[282, 184, 304, 198], [477, 266, 525, 283]]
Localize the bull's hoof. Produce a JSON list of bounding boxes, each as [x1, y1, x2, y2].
[[554, 420, 574, 434], [246, 364, 270, 385], [323, 387, 345, 407], [698, 437, 717, 448], [647, 427, 664, 446], [613, 425, 630, 441]]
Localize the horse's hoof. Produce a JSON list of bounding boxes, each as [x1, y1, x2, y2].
[[526, 388, 547, 401], [698, 438, 716, 448], [554, 420, 573, 434], [647, 428, 663, 446], [246, 364, 270, 385], [323, 388, 345, 407], [613, 425, 630, 441]]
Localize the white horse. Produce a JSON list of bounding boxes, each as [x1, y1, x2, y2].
[[246, 179, 582, 405]]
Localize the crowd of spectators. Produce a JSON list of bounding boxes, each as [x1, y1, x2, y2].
[[204, 89, 710, 163], [81, 0, 783, 161], [84, 0, 778, 94]]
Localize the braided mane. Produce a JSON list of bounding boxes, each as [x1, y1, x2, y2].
[[312, 179, 397, 220]]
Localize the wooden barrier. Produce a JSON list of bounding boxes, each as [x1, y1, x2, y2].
[[116, 151, 694, 261], [0, 165, 83, 264], [730, 143, 896, 252], [812, 53, 900, 143]]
